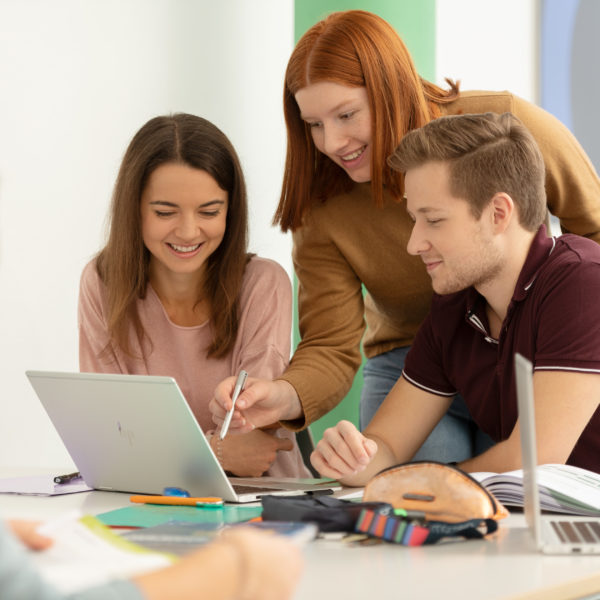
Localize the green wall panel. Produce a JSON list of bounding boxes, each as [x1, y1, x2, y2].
[[292, 0, 436, 445], [294, 0, 435, 78]]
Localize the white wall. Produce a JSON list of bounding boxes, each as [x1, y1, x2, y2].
[[436, 0, 538, 103], [0, 0, 293, 468], [436, 0, 562, 237], [0, 0, 541, 470]]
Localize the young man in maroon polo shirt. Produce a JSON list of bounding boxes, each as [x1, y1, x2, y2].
[[310, 112, 600, 483]]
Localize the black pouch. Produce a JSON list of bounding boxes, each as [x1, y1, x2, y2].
[[261, 493, 498, 546], [261, 494, 391, 532]]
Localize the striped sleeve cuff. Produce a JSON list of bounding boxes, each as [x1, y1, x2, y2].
[[401, 371, 456, 397]]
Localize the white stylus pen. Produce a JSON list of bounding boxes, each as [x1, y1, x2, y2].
[[219, 370, 248, 440]]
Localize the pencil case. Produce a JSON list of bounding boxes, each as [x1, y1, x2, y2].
[[354, 504, 499, 545], [362, 461, 509, 523]]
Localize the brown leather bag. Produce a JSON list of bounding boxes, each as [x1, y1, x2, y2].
[[363, 461, 509, 523]]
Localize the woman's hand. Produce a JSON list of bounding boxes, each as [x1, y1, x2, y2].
[[219, 527, 304, 600], [135, 527, 303, 600], [310, 420, 378, 480], [210, 377, 303, 433], [213, 428, 294, 477], [8, 520, 54, 551]]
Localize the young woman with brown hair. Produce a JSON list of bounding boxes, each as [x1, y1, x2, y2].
[[212, 10, 600, 465], [78, 113, 309, 478]]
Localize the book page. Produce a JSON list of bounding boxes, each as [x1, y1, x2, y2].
[[471, 464, 600, 514], [536, 464, 600, 510]]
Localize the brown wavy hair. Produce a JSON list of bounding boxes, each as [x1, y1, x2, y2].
[[96, 113, 250, 359], [274, 9, 460, 232]]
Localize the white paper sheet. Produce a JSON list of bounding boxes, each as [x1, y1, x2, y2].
[[32, 511, 173, 594], [0, 475, 92, 496]]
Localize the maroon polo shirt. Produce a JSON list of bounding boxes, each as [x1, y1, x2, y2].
[[403, 225, 600, 472]]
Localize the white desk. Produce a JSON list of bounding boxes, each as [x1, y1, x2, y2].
[[2, 473, 600, 600]]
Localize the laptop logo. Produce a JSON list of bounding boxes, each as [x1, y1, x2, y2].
[[117, 421, 135, 446]]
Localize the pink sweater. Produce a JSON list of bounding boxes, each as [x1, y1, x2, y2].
[[78, 256, 309, 478]]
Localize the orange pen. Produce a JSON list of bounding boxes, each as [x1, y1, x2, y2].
[[130, 495, 223, 507]]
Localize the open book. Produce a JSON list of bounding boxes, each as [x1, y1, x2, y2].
[[470, 464, 600, 516]]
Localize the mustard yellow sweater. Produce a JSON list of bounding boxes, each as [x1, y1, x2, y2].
[[280, 90, 600, 428]]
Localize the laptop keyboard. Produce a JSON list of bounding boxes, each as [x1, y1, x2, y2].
[[551, 521, 600, 544]]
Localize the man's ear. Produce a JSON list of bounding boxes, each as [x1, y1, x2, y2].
[[490, 192, 514, 233]]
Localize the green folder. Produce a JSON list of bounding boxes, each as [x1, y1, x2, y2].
[[98, 504, 262, 528]]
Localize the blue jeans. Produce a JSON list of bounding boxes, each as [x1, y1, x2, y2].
[[360, 347, 494, 463]]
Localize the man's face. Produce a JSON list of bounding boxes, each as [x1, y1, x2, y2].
[[405, 161, 502, 295]]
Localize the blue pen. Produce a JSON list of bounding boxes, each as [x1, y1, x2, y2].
[[163, 487, 191, 497]]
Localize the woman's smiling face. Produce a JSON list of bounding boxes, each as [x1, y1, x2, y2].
[[295, 81, 372, 183], [140, 162, 228, 283]]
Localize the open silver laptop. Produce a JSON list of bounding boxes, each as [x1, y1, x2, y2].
[[26, 370, 336, 503], [514, 353, 600, 554]]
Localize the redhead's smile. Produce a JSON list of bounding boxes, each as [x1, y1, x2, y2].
[[340, 145, 368, 167]]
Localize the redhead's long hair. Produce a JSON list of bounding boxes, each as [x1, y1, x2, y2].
[[274, 9, 459, 231], [96, 113, 250, 359]]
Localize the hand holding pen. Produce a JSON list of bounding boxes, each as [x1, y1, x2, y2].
[[211, 376, 302, 433], [220, 370, 248, 440]]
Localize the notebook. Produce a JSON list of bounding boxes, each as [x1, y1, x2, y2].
[[514, 353, 600, 554], [26, 370, 336, 503], [122, 519, 318, 556]]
